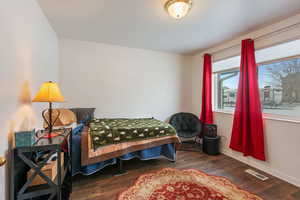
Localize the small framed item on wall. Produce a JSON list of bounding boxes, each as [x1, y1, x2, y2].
[[14, 129, 35, 147]]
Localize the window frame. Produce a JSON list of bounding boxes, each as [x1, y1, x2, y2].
[[213, 54, 300, 121]]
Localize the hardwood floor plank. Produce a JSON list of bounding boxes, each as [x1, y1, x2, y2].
[[72, 151, 300, 200]]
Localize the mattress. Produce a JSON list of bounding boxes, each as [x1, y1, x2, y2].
[[89, 118, 177, 149]]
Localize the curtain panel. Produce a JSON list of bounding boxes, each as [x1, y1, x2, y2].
[[200, 53, 213, 124], [229, 39, 266, 161]]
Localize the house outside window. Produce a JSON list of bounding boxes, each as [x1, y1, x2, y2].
[[216, 70, 239, 110], [215, 57, 300, 118]]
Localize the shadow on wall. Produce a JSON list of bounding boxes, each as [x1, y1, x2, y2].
[[5, 81, 37, 200], [164, 57, 194, 123], [179, 57, 193, 114]]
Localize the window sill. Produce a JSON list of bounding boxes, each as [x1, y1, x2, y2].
[[213, 110, 300, 124], [214, 110, 234, 115]]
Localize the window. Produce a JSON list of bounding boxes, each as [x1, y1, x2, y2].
[[259, 57, 300, 117], [216, 70, 239, 110], [215, 57, 300, 118]]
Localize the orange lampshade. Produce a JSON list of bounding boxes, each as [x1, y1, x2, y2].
[[32, 81, 65, 102]]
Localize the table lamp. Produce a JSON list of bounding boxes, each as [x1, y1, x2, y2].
[[32, 81, 65, 143]]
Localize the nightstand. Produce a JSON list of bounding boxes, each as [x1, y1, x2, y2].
[[10, 128, 72, 200]]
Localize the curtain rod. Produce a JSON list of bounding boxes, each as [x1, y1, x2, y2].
[[208, 21, 300, 56]]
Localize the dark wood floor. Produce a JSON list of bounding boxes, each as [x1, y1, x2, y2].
[[72, 150, 300, 200]]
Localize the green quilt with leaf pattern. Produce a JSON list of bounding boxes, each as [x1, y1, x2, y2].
[[89, 118, 177, 149]]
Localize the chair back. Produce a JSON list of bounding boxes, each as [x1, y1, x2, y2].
[[169, 112, 202, 138]]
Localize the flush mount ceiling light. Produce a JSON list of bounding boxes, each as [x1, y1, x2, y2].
[[165, 0, 193, 20]]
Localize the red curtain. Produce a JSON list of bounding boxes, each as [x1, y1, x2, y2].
[[200, 53, 213, 124], [229, 39, 266, 161]]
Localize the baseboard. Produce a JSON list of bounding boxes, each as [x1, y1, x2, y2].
[[221, 149, 300, 188]]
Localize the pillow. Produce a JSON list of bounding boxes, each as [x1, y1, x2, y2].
[[70, 108, 96, 124], [43, 109, 77, 128]]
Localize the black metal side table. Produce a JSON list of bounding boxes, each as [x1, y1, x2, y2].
[[10, 128, 72, 200]]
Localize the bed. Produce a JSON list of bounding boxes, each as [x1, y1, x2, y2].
[[72, 118, 181, 176]]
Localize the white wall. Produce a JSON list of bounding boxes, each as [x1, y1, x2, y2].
[[191, 13, 300, 187], [0, 0, 59, 198], [59, 38, 193, 121], [2, 1, 299, 198]]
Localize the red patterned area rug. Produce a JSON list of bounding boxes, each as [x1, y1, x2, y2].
[[118, 168, 262, 200]]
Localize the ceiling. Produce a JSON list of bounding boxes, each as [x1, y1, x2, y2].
[[37, 0, 300, 54]]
